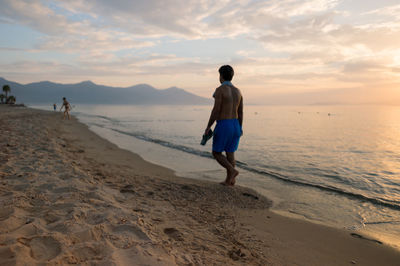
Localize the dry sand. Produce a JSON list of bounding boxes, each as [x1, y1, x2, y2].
[[0, 105, 399, 265]]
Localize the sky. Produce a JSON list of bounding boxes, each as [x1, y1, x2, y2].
[[1, 0, 400, 104]]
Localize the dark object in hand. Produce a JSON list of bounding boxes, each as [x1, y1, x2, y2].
[[201, 129, 213, 145]]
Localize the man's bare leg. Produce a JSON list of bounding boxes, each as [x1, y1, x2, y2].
[[212, 151, 239, 186], [63, 111, 70, 120], [226, 152, 237, 185]]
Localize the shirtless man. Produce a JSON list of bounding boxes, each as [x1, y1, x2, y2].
[[60, 97, 71, 120], [205, 65, 243, 186]]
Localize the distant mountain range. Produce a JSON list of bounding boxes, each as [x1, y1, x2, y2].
[[0, 77, 212, 105]]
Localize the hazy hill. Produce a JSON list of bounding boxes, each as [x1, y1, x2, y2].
[[0, 78, 212, 105]]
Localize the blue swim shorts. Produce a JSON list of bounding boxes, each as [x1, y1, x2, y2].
[[212, 119, 241, 153]]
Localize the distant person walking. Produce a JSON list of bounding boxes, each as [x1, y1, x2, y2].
[[53, 103, 57, 111], [60, 97, 71, 120], [204, 65, 243, 186]]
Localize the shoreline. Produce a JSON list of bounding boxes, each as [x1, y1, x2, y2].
[[1, 105, 400, 265], [75, 105, 400, 250]]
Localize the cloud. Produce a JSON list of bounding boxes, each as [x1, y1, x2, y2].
[[14, 0, 341, 40], [0, 0, 72, 35], [52, 0, 230, 38], [0, 54, 216, 85], [363, 4, 400, 19], [0, 0, 155, 55], [0, 47, 29, 51], [37, 32, 155, 54], [1, 0, 400, 103]]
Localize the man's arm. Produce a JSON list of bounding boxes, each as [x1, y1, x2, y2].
[[238, 96, 243, 127], [205, 88, 222, 134]]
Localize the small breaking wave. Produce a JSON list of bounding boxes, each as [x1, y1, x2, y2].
[[94, 124, 400, 211]]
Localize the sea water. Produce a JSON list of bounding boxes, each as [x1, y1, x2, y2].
[[33, 104, 400, 249]]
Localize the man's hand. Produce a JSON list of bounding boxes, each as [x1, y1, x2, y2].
[[205, 127, 211, 135]]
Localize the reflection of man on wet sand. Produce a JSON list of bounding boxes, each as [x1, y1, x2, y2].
[[60, 97, 71, 120], [205, 65, 243, 186]]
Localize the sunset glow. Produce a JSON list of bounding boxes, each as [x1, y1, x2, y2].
[[1, 0, 400, 104]]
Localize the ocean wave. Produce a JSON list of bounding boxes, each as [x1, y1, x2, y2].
[[81, 113, 400, 211], [105, 127, 400, 211]]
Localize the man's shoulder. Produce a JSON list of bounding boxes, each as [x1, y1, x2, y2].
[[213, 85, 224, 95], [214, 84, 241, 97], [215, 84, 240, 90]]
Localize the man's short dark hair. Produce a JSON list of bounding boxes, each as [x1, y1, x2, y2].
[[219, 65, 234, 81]]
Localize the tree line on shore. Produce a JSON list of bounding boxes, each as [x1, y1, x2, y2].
[[0, 85, 16, 104]]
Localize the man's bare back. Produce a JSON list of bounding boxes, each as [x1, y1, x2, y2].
[[214, 84, 242, 120]]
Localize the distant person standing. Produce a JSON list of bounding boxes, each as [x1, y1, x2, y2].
[[60, 97, 71, 120], [204, 65, 243, 186], [53, 103, 57, 111]]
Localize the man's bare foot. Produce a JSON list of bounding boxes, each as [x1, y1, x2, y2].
[[224, 169, 237, 185], [228, 169, 239, 186], [220, 181, 232, 186], [230, 175, 237, 185]]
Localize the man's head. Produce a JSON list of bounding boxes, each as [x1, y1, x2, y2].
[[219, 65, 234, 82], [63, 97, 66, 100]]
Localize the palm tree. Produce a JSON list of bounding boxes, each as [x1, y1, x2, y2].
[[7, 95, 16, 104], [0, 94, 4, 104], [2, 85, 10, 100]]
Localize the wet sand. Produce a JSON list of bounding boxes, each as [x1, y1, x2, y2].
[[1, 105, 399, 265]]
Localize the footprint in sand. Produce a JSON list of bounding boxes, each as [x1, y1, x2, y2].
[[0, 207, 14, 221], [108, 224, 151, 249], [163, 228, 184, 241], [69, 244, 107, 263], [86, 211, 108, 225], [28, 236, 62, 261], [43, 211, 61, 224], [112, 224, 151, 242], [120, 185, 135, 194], [0, 207, 27, 234], [0, 247, 16, 263]]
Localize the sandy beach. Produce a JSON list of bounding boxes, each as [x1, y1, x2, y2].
[[1, 105, 399, 265]]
